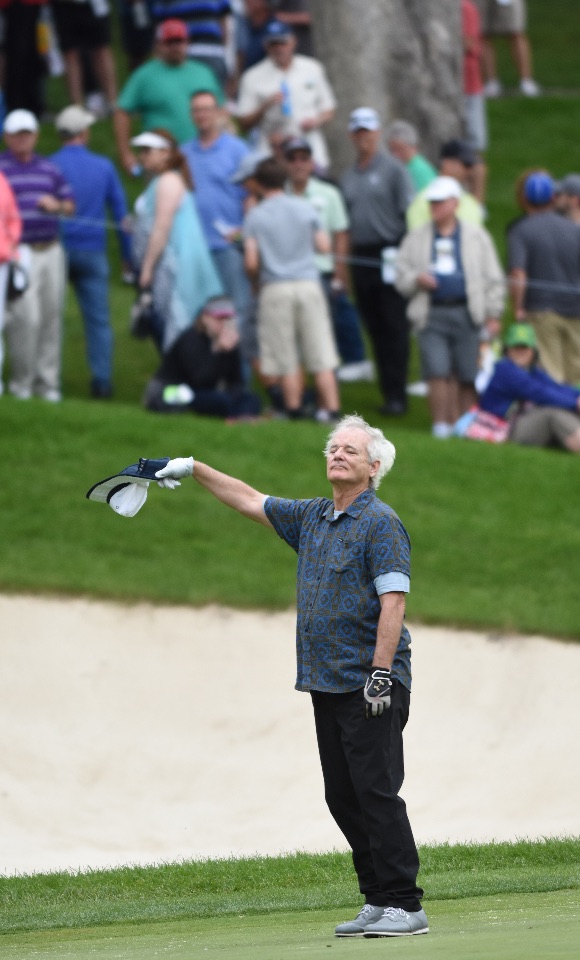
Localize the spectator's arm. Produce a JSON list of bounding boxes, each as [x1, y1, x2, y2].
[[113, 108, 138, 175], [300, 107, 335, 132], [332, 229, 350, 288], [237, 91, 284, 131], [509, 267, 527, 320], [244, 236, 260, 281], [139, 173, 185, 288], [314, 227, 331, 255]]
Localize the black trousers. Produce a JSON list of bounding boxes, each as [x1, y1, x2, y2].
[[351, 246, 410, 406], [3, 5, 46, 116], [311, 682, 423, 910]]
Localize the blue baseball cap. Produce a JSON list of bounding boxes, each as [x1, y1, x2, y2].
[[263, 20, 293, 43], [524, 172, 554, 206], [86, 457, 171, 517]]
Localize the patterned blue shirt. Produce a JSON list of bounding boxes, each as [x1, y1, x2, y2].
[[264, 488, 412, 694]]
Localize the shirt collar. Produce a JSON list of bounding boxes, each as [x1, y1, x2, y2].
[[324, 487, 376, 521]]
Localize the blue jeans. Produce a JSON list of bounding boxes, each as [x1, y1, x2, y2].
[[211, 246, 255, 371], [321, 274, 366, 364], [67, 249, 112, 386]]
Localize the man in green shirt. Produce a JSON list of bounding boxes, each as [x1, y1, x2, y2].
[[386, 120, 436, 193], [113, 18, 223, 175]]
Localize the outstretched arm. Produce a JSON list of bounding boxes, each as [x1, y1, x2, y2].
[[155, 457, 273, 528]]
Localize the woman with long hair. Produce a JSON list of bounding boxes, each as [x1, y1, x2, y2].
[[131, 127, 223, 351]]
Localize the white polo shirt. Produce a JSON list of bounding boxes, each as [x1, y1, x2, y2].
[[237, 54, 336, 169]]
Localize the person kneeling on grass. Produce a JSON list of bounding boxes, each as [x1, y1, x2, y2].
[[479, 323, 580, 452], [142, 297, 262, 420]]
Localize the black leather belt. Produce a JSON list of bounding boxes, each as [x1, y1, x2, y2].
[[431, 299, 467, 307]]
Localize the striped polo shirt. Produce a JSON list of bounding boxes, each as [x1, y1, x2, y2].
[[0, 152, 74, 245]]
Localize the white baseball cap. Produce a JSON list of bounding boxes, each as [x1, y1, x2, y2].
[[3, 109, 39, 134], [424, 176, 462, 202], [130, 132, 172, 150], [348, 107, 381, 132], [55, 105, 96, 135]]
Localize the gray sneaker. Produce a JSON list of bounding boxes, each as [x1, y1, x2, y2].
[[335, 903, 384, 937], [364, 906, 429, 937]]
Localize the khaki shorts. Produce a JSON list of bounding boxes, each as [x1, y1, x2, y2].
[[479, 0, 527, 35], [510, 407, 580, 448], [258, 279, 340, 376], [526, 310, 580, 386]]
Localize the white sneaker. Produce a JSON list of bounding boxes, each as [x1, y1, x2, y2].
[[337, 360, 374, 382], [520, 78, 540, 97], [406, 380, 428, 397], [42, 389, 62, 403], [432, 422, 452, 439], [484, 79, 502, 98]]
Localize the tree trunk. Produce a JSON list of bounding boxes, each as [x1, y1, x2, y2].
[[310, 0, 463, 175]]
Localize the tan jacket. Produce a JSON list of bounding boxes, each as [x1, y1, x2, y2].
[[395, 220, 505, 330]]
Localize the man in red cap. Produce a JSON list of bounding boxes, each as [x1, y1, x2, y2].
[[114, 18, 223, 174]]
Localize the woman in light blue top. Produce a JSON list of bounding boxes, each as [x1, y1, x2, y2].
[[131, 128, 223, 352]]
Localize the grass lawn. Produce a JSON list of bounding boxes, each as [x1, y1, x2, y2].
[[1, 840, 579, 956], [1, 889, 579, 960]]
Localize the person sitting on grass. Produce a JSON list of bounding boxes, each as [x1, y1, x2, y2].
[[479, 323, 580, 453], [142, 297, 262, 420]]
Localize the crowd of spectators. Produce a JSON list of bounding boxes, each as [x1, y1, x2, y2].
[[0, 1, 578, 450]]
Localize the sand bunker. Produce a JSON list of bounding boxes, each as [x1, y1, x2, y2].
[[1, 594, 578, 876]]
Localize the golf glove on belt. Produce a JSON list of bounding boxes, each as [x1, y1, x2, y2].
[[364, 668, 392, 719], [155, 457, 195, 489]]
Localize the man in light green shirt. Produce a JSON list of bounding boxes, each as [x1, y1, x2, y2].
[[406, 138, 484, 231], [386, 120, 437, 193]]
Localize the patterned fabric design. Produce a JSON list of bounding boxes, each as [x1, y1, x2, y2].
[[264, 488, 412, 694]]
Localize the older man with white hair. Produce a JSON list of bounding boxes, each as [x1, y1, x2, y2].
[[154, 413, 428, 939], [386, 120, 437, 193], [396, 175, 504, 437]]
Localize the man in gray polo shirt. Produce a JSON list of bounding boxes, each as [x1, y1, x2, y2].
[[341, 107, 414, 416], [509, 171, 580, 386], [243, 156, 340, 420]]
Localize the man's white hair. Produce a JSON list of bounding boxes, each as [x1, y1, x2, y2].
[[323, 414, 396, 490], [386, 119, 418, 147]]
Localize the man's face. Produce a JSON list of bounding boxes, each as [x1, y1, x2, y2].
[[439, 157, 468, 184], [159, 36, 188, 66], [387, 138, 412, 164], [191, 94, 219, 136], [350, 127, 381, 158], [429, 196, 459, 227], [286, 149, 313, 185], [266, 36, 295, 69], [245, 0, 270, 22], [4, 129, 38, 159], [326, 428, 377, 490]]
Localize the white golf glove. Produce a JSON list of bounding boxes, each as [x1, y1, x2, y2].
[[155, 456, 194, 488]]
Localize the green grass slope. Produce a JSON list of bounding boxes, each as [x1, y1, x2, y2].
[[2, 8, 580, 639], [1, 839, 579, 934]]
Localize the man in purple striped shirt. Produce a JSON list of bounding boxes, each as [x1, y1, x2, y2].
[[0, 109, 75, 401]]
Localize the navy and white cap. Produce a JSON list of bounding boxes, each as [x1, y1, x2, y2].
[[86, 457, 170, 518], [348, 107, 381, 132], [263, 20, 293, 43], [230, 148, 272, 184]]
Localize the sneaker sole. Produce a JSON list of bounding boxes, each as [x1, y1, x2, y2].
[[335, 932, 365, 937], [364, 927, 429, 938]]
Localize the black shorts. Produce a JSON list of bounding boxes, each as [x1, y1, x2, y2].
[[51, 2, 112, 52]]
